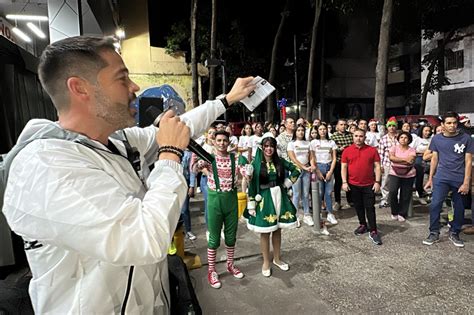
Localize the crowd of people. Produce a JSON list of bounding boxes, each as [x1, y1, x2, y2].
[[187, 111, 473, 288], [1, 35, 473, 313]]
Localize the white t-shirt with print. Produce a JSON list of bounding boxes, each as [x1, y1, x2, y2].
[[310, 139, 337, 164], [287, 140, 311, 165]]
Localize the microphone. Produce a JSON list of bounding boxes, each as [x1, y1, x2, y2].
[[146, 106, 215, 164]]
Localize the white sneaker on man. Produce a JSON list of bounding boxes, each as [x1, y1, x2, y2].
[[186, 231, 197, 241], [303, 215, 314, 226], [333, 202, 341, 211], [327, 213, 338, 225]]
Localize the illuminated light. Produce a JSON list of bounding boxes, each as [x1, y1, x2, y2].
[[27, 22, 46, 39], [115, 28, 125, 39], [12, 27, 32, 42], [6, 14, 48, 21]]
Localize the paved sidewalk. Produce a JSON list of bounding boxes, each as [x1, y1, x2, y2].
[[186, 198, 474, 314]]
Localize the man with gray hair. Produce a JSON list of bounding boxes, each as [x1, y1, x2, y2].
[[2, 36, 255, 314], [276, 117, 296, 160]]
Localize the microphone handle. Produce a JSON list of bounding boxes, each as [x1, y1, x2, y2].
[[188, 139, 215, 164], [146, 106, 215, 164]]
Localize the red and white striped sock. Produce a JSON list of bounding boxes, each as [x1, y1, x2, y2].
[[226, 246, 235, 268], [207, 248, 217, 273]]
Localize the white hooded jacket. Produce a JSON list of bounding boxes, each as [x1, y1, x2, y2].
[[2, 100, 225, 314]]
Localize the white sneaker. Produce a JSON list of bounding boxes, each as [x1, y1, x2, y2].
[[333, 202, 341, 211], [397, 215, 406, 222], [186, 231, 197, 241], [341, 203, 351, 210], [197, 187, 201, 194], [419, 198, 428, 205], [206, 230, 210, 241], [303, 215, 314, 226], [327, 213, 338, 225], [296, 217, 301, 228], [391, 214, 398, 221], [320, 226, 330, 235]]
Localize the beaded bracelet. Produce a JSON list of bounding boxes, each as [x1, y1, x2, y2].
[[157, 146, 184, 161]]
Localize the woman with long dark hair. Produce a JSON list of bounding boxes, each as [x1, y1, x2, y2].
[[243, 135, 300, 277]]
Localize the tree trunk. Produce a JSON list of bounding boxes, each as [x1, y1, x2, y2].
[[419, 30, 455, 114], [306, 0, 322, 120], [266, 0, 291, 122], [373, 0, 393, 122], [190, 0, 199, 107], [209, 0, 217, 100], [318, 12, 326, 120]]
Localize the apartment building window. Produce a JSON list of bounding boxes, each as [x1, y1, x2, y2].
[[445, 50, 464, 70]]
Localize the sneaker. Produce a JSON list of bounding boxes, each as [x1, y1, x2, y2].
[[391, 214, 398, 221], [296, 217, 301, 228], [448, 233, 465, 248], [341, 203, 351, 210], [418, 197, 428, 205], [369, 231, 382, 245], [354, 225, 368, 236], [422, 233, 439, 246], [303, 215, 314, 226], [207, 271, 221, 289], [397, 215, 406, 222], [379, 202, 389, 208], [186, 231, 197, 241], [206, 230, 210, 242], [227, 264, 244, 279], [333, 202, 341, 211], [327, 213, 338, 225], [320, 225, 330, 235]]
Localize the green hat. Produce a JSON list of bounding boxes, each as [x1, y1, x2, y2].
[[386, 116, 397, 127]]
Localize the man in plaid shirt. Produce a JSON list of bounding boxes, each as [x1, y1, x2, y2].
[[331, 119, 354, 209], [378, 117, 399, 207]]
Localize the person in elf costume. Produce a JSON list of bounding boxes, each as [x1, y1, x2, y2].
[[242, 134, 300, 277], [196, 130, 244, 289]]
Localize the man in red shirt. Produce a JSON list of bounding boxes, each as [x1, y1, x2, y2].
[[341, 129, 382, 245]]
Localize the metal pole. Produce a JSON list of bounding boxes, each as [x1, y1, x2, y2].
[[294, 34, 299, 119], [407, 193, 413, 217], [311, 176, 321, 233]]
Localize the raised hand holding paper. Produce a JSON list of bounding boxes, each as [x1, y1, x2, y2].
[[240, 76, 275, 111]]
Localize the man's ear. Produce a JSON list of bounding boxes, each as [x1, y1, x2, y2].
[[66, 77, 91, 101]]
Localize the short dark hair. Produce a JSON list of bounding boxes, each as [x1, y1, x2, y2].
[[214, 130, 230, 139], [442, 111, 459, 123], [38, 36, 116, 112], [397, 131, 413, 144]]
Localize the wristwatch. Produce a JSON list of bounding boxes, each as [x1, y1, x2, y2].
[[216, 94, 230, 109]]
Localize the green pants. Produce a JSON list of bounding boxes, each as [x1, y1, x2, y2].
[[207, 189, 238, 249]]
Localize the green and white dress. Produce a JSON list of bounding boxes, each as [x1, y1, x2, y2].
[[243, 150, 300, 233]]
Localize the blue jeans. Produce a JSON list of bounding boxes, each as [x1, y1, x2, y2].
[[317, 162, 334, 213], [200, 175, 209, 226], [429, 178, 465, 235], [292, 170, 311, 214]]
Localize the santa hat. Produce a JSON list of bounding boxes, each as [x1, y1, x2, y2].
[[459, 115, 470, 124], [368, 119, 378, 126], [386, 116, 398, 127]]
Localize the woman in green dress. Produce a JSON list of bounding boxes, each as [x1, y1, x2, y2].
[[243, 135, 300, 277]]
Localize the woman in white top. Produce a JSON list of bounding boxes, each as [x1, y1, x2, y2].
[[310, 123, 338, 224], [226, 125, 239, 153], [365, 119, 381, 147], [410, 124, 432, 202], [238, 123, 253, 192], [287, 124, 314, 226]]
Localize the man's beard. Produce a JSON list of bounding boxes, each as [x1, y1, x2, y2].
[[94, 90, 135, 130]]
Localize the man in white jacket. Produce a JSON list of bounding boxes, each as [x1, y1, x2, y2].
[[2, 36, 255, 314]]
